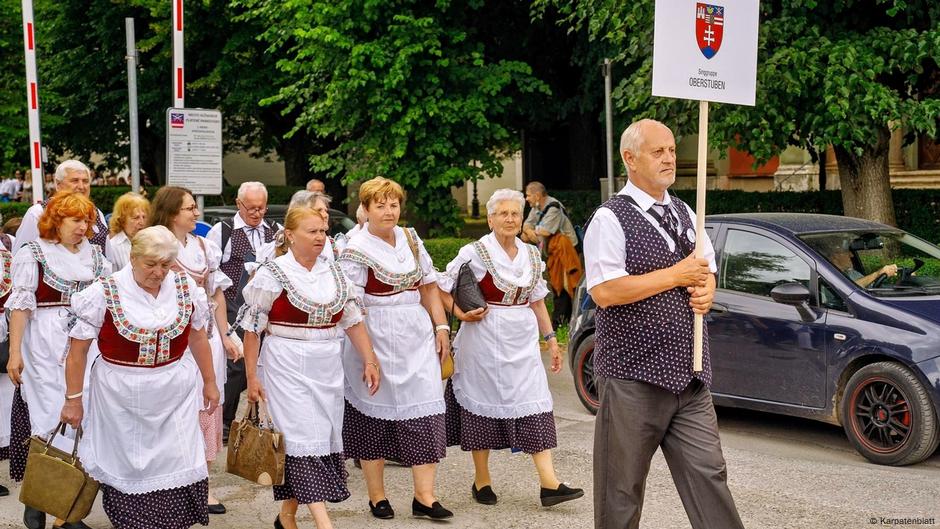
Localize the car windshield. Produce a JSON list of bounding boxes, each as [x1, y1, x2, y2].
[[800, 230, 940, 296]]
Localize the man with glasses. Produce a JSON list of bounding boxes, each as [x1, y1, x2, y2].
[[207, 181, 277, 438]]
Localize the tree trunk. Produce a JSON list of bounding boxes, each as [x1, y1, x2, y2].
[[833, 125, 896, 226]]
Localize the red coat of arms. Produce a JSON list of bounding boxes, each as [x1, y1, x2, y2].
[[695, 3, 725, 59]]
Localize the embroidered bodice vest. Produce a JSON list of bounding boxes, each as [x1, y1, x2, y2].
[[341, 228, 423, 296], [27, 241, 105, 307], [263, 260, 348, 328], [0, 249, 12, 311], [473, 241, 541, 306], [97, 272, 194, 368]]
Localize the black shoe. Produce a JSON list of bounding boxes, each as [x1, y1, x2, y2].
[[0, 484, 8, 497], [471, 483, 497, 505], [208, 503, 227, 515], [23, 506, 45, 529], [353, 459, 362, 469], [274, 515, 285, 529], [53, 522, 93, 529], [412, 498, 453, 519], [540, 483, 584, 507], [369, 499, 395, 519]]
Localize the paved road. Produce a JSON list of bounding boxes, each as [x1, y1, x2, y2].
[[1, 353, 938, 529]]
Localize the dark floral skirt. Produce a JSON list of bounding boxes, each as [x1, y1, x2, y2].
[[342, 400, 446, 466], [101, 478, 209, 529], [445, 381, 557, 454], [273, 453, 350, 505]]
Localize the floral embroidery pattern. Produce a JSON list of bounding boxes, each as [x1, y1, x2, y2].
[[262, 260, 348, 326], [102, 271, 193, 366], [472, 241, 541, 305], [27, 241, 106, 305], [339, 228, 423, 293], [0, 249, 13, 299]]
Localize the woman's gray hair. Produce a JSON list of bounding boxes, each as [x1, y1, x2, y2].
[[486, 189, 525, 215], [289, 190, 332, 210], [130, 225, 179, 262], [237, 181, 268, 200], [54, 160, 90, 183]]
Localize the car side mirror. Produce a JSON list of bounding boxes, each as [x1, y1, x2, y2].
[[770, 282, 817, 322], [770, 282, 811, 305]]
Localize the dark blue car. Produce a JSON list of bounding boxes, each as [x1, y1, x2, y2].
[[568, 213, 940, 466]]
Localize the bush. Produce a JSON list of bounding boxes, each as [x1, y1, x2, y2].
[[0, 203, 31, 223], [423, 238, 474, 269]]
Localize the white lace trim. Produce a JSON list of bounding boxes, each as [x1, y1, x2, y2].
[[284, 439, 344, 459], [344, 391, 445, 421], [7, 289, 36, 311], [82, 459, 208, 495], [453, 384, 553, 419]]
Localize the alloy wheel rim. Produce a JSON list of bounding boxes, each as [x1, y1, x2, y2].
[[850, 377, 912, 454]]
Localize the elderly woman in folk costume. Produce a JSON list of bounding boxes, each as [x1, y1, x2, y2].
[[59, 226, 220, 529], [105, 192, 150, 270], [6, 192, 112, 529], [339, 177, 453, 520], [438, 189, 584, 507], [149, 186, 239, 515], [238, 206, 380, 529]]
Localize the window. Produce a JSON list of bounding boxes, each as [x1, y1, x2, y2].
[[819, 280, 848, 312], [720, 230, 811, 297]]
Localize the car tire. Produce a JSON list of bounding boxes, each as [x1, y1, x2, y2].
[[572, 334, 599, 415], [841, 361, 940, 466]]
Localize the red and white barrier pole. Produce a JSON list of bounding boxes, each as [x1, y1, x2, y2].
[[172, 0, 184, 108], [21, 0, 43, 202]]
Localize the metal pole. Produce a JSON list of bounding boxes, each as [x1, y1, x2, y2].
[[21, 0, 43, 203], [125, 18, 140, 193], [603, 58, 615, 200]]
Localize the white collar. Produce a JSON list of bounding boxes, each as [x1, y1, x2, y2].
[[111, 231, 129, 245], [233, 212, 266, 231], [620, 180, 673, 211]]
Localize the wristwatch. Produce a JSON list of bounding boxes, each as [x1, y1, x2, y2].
[[543, 331, 557, 342]]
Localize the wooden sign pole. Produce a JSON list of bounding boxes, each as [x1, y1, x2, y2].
[[693, 100, 708, 372]]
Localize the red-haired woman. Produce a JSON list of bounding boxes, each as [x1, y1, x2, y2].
[[6, 191, 111, 529]]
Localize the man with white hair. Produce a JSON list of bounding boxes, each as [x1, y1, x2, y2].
[[206, 181, 277, 435], [13, 159, 109, 254], [585, 119, 742, 529], [306, 178, 326, 193]]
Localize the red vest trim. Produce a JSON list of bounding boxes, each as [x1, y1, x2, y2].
[[364, 269, 419, 296], [479, 272, 528, 306], [98, 311, 191, 368], [268, 291, 343, 329]]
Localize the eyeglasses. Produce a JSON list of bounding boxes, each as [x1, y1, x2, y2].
[[180, 204, 199, 213], [237, 199, 267, 215]]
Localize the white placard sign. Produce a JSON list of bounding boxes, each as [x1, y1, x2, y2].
[[652, 0, 759, 106], [166, 108, 222, 195]]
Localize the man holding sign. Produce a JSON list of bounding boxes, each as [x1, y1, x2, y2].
[[585, 119, 743, 529]]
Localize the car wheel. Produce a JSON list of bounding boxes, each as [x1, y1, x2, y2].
[[841, 362, 940, 466], [572, 334, 599, 415]]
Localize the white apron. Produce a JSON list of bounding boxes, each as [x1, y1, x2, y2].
[[79, 354, 208, 494], [339, 226, 444, 421], [238, 252, 363, 456], [440, 234, 553, 419], [7, 240, 109, 436]]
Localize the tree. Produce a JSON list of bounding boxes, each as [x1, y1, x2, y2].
[[21, 0, 322, 190], [0, 0, 29, 174], [237, 0, 552, 235], [541, 0, 940, 226]]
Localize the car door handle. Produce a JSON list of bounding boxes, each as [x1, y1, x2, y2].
[[710, 303, 728, 314]]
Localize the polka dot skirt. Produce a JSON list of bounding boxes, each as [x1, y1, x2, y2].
[[444, 381, 557, 454], [342, 400, 446, 467], [101, 478, 209, 529], [198, 405, 223, 462], [9, 387, 30, 482], [0, 446, 9, 461], [273, 453, 350, 505]]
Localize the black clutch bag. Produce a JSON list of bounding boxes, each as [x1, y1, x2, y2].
[[451, 261, 486, 313]]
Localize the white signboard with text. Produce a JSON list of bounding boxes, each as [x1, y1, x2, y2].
[[166, 108, 222, 195], [652, 0, 759, 106]]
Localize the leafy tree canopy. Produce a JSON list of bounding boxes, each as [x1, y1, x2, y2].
[[237, 0, 552, 235]]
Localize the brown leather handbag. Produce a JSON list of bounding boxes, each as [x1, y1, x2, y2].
[[226, 402, 286, 486], [20, 423, 99, 524]]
